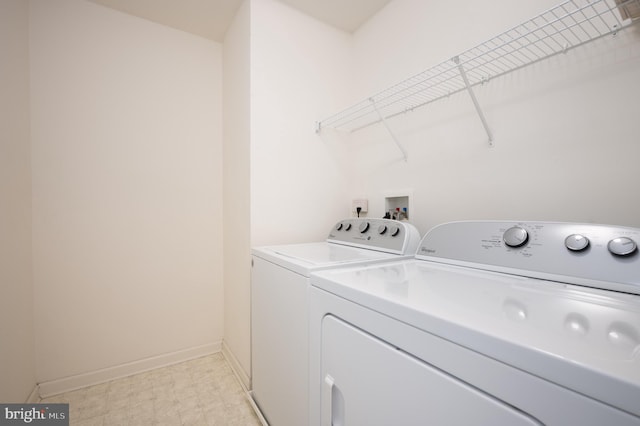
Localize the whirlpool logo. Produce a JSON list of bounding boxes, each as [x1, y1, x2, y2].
[[1, 404, 68, 425]]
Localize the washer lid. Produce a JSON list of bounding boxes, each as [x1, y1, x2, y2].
[[271, 242, 394, 265], [252, 242, 400, 276], [311, 260, 640, 417]]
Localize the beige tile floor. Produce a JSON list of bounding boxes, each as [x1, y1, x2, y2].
[[39, 353, 262, 426]]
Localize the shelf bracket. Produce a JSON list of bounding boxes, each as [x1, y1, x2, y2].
[[371, 98, 408, 162], [453, 56, 494, 147]]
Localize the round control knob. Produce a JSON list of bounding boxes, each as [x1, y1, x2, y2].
[[335, 223, 343, 231], [608, 237, 637, 256], [359, 222, 370, 233], [503, 226, 529, 248], [390, 226, 400, 237], [565, 234, 589, 252], [344, 223, 352, 231], [378, 225, 387, 235]]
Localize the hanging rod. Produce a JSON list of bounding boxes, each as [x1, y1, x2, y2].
[[316, 0, 638, 134]]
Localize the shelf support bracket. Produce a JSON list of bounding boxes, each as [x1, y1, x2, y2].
[[453, 56, 494, 147], [370, 98, 408, 162]]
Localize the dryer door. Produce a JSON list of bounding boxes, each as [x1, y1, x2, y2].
[[321, 315, 542, 426]]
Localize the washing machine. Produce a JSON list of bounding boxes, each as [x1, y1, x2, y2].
[[309, 221, 640, 426], [251, 218, 421, 426]]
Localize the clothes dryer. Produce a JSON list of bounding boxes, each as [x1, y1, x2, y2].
[[251, 218, 420, 426], [310, 221, 640, 426]]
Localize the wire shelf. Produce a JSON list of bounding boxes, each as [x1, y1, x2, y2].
[[317, 0, 639, 134]]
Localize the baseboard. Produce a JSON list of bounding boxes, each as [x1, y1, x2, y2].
[[38, 341, 221, 398], [220, 341, 268, 426], [221, 340, 250, 391], [248, 390, 269, 426], [26, 385, 40, 403]]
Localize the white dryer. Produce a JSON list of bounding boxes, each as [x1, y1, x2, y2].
[[251, 218, 420, 426], [309, 221, 640, 426]]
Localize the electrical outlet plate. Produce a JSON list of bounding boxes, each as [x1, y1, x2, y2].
[[352, 199, 368, 213]]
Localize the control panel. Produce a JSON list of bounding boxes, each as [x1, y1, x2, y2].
[[328, 219, 421, 255], [417, 221, 640, 295]]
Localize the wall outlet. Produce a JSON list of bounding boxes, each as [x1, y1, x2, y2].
[[352, 199, 368, 214]]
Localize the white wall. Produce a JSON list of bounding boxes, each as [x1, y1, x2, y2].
[[0, 0, 36, 403], [347, 0, 640, 235], [218, 0, 354, 383], [30, 0, 224, 386], [222, 0, 252, 386], [250, 0, 353, 247]]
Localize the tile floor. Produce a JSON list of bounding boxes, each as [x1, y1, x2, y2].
[[39, 353, 262, 426]]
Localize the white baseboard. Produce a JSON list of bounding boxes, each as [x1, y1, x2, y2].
[[248, 390, 270, 426], [26, 385, 40, 403], [220, 341, 268, 426], [221, 340, 251, 391], [38, 342, 221, 398]]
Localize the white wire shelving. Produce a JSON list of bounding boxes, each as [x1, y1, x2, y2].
[[315, 0, 640, 150]]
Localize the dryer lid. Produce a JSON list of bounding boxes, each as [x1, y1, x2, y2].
[[311, 259, 640, 418]]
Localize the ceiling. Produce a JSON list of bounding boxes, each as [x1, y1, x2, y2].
[[86, 0, 392, 42]]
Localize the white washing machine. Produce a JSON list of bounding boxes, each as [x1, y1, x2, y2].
[[251, 218, 421, 426], [309, 221, 640, 426]]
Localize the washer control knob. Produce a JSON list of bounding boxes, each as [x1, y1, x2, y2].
[[390, 225, 400, 237], [359, 222, 370, 233], [608, 237, 637, 256], [503, 226, 529, 248], [565, 234, 589, 252], [344, 223, 352, 231], [378, 225, 387, 235], [335, 223, 343, 231]]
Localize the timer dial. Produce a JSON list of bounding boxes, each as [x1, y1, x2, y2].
[[608, 237, 637, 256], [565, 234, 589, 252], [503, 226, 529, 248], [359, 222, 370, 233], [390, 226, 400, 237], [378, 225, 387, 235]]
